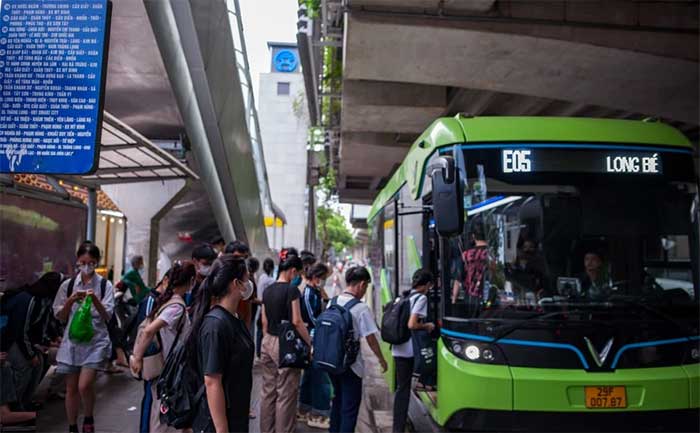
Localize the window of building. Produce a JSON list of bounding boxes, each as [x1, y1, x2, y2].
[[277, 82, 290, 95]]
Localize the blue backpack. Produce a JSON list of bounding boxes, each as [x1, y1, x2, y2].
[[312, 296, 361, 375]]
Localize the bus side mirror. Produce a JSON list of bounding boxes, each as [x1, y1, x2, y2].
[[429, 156, 464, 237]]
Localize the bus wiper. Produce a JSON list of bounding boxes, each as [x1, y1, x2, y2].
[[608, 297, 691, 334], [491, 309, 590, 342]]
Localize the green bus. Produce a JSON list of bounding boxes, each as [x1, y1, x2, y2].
[[366, 116, 699, 431]]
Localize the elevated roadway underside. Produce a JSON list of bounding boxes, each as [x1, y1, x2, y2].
[[99, 0, 269, 253], [338, 0, 699, 203]]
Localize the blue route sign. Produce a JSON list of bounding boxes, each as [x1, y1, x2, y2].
[[0, 0, 111, 174]]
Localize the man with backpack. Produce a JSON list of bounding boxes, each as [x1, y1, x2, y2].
[[387, 269, 435, 433], [314, 266, 387, 433]]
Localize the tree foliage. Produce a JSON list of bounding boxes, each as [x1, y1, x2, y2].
[[316, 167, 354, 260]]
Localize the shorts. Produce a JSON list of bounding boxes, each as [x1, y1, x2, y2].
[[55, 362, 107, 375]]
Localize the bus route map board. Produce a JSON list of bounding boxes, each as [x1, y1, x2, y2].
[[0, 0, 111, 174]]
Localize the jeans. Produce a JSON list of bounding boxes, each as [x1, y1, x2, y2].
[[8, 343, 43, 410], [329, 370, 363, 433], [392, 357, 414, 432], [139, 380, 152, 433], [299, 366, 331, 417]]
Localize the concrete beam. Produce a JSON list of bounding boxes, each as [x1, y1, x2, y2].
[[344, 14, 699, 124], [337, 188, 376, 204], [340, 134, 409, 178], [349, 0, 496, 14], [342, 80, 446, 134]]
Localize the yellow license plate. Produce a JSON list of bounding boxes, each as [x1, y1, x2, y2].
[[585, 386, 627, 409]]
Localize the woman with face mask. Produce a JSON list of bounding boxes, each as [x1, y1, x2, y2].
[[189, 255, 254, 433], [130, 261, 195, 433], [52, 242, 114, 433], [297, 262, 332, 429], [259, 252, 311, 433]]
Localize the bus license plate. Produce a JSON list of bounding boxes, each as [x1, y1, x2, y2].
[[585, 386, 627, 409]]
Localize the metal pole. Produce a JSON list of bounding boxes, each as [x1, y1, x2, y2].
[[87, 188, 97, 241]]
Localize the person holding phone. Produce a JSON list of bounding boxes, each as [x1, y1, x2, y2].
[[52, 242, 114, 433]]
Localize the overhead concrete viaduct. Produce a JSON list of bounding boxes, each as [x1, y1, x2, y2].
[[96, 0, 274, 259], [328, 0, 699, 203]]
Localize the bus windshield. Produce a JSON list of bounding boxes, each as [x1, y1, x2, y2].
[[444, 146, 699, 325]]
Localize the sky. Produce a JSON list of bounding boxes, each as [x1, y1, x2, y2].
[[238, 0, 299, 103]]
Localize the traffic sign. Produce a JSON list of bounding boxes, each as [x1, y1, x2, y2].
[[0, 0, 111, 174]]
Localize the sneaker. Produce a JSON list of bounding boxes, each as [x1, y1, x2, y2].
[[307, 415, 330, 430], [82, 418, 94, 433], [296, 411, 308, 422]]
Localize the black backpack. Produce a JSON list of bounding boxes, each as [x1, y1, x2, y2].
[[157, 307, 234, 429], [381, 292, 419, 345]]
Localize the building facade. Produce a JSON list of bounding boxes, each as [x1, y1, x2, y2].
[[258, 42, 309, 251]]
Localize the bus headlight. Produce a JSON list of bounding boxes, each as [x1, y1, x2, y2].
[[465, 345, 480, 360], [443, 336, 506, 365]]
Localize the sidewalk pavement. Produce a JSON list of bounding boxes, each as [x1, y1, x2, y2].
[[34, 341, 392, 433]]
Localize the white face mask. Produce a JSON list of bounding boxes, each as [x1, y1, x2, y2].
[[79, 263, 95, 276], [241, 280, 254, 300], [199, 265, 211, 277]]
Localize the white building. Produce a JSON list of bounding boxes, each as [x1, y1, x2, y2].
[[258, 42, 309, 250]]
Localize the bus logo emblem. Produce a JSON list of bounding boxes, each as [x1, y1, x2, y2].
[[584, 337, 614, 367]]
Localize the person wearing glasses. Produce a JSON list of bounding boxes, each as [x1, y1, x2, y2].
[[52, 242, 114, 433]]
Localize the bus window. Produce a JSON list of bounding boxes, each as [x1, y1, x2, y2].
[[442, 147, 698, 322]]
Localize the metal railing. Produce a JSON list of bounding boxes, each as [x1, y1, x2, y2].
[[227, 0, 273, 217]]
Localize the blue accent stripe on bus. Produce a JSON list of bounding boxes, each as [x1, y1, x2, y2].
[[467, 195, 505, 211], [689, 336, 700, 341], [453, 143, 693, 154], [610, 337, 691, 369], [441, 328, 494, 342], [441, 329, 590, 369]]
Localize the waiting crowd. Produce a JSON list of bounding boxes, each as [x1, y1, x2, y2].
[[1, 240, 437, 433]]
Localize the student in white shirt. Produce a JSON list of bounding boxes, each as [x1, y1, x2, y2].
[[53, 242, 114, 433], [330, 267, 387, 433], [391, 269, 435, 433]]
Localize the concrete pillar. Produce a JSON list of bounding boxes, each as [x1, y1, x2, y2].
[[102, 179, 186, 283], [148, 180, 191, 286], [86, 188, 97, 241]]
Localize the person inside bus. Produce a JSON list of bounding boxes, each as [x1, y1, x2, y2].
[[578, 251, 611, 301], [453, 218, 491, 316], [507, 239, 546, 303]]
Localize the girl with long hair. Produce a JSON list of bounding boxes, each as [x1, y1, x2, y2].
[[189, 255, 254, 433], [131, 261, 195, 433]]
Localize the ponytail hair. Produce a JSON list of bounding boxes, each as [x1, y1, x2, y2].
[[305, 262, 329, 280], [148, 260, 196, 319], [279, 255, 303, 272], [186, 255, 248, 350]]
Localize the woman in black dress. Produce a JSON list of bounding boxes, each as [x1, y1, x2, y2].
[[189, 255, 254, 433]]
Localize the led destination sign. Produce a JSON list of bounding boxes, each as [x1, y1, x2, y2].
[[502, 149, 663, 175]]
